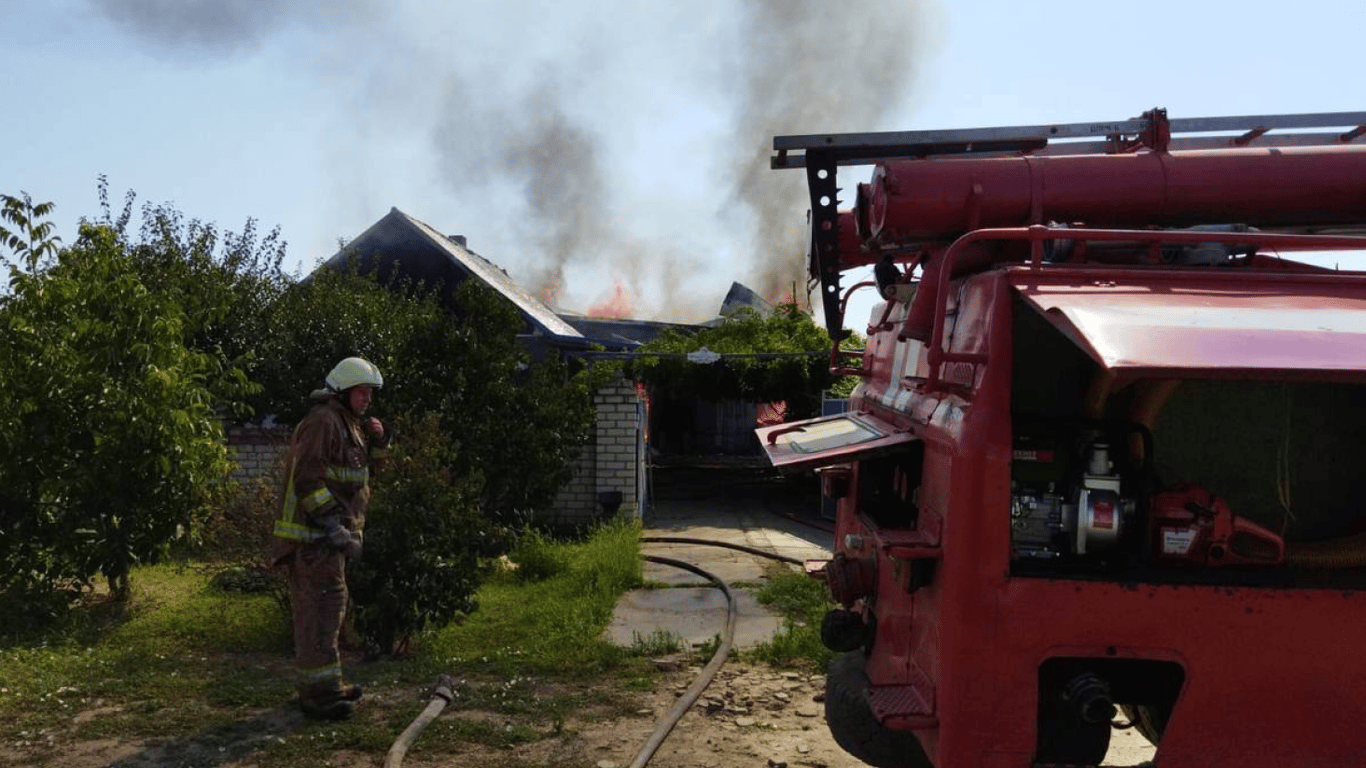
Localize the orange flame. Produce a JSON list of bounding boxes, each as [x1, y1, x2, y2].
[[587, 280, 635, 319]]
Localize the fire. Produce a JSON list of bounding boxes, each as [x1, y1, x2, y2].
[[765, 284, 801, 310], [587, 280, 635, 319]]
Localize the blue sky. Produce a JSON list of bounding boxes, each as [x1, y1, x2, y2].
[[3, 0, 1363, 327]]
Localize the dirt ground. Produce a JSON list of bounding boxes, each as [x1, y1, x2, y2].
[[14, 658, 1155, 768]]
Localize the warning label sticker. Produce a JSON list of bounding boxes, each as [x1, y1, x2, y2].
[[1162, 528, 1197, 556]]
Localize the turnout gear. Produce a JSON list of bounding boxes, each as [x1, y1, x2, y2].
[[271, 358, 391, 716]]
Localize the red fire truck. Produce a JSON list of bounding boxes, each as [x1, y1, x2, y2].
[[757, 109, 1366, 768]]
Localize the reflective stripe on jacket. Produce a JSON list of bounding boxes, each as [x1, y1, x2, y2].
[[271, 398, 381, 561]]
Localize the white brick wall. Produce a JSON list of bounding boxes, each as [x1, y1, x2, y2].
[[226, 372, 645, 530]]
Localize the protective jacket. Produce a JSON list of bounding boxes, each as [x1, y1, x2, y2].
[[271, 398, 391, 564]]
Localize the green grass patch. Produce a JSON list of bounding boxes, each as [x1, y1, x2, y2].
[[627, 627, 684, 656], [0, 562, 291, 746], [0, 518, 652, 766], [421, 518, 644, 677], [741, 569, 836, 670]]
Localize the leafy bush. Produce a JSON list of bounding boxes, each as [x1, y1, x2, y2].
[[0, 220, 230, 612], [199, 474, 281, 567], [255, 268, 599, 526], [346, 413, 487, 658]]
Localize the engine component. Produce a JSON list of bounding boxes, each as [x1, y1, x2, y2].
[[825, 551, 878, 607], [1062, 671, 1118, 725], [1011, 437, 1134, 560], [1149, 483, 1286, 567], [1076, 442, 1126, 555], [1010, 489, 1073, 559]]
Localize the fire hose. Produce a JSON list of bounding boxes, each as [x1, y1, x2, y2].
[[384, 538, 805, 768]]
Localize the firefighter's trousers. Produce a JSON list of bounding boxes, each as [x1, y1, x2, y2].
[[287, 544, 348, 698]]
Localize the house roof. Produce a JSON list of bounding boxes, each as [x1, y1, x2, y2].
[[319, 207, 788, 352], [320, 207, 585, 344], [557, 315, 694, 351]]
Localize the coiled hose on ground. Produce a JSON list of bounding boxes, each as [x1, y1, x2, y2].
[[384, 537, 806, 768]]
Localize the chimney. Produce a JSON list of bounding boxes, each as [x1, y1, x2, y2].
[[446, 234, 467, 248]]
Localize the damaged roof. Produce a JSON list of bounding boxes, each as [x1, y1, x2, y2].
[[318, 207, 585, 344]]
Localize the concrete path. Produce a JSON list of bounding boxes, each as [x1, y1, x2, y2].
[[605, 467, 835, 650]]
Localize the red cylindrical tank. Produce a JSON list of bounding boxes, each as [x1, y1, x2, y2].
[[866, 144, 1366, 244]]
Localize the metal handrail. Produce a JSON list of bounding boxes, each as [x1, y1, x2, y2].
[[916, 225, 1366, 393]]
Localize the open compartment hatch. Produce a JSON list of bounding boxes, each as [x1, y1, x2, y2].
[[1011, 275, 1366, 377], [756, 410, 918, 472]]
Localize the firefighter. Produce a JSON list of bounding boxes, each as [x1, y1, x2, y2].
[[271, 356, 393, 720]]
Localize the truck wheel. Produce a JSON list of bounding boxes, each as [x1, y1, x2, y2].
[[1119, 703, 1171, 746], [824, 651, 933, 768]]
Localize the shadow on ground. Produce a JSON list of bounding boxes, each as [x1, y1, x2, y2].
[[105, 708, 303, 768]]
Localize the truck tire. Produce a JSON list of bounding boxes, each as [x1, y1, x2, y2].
[[824, 652, 933, 768]]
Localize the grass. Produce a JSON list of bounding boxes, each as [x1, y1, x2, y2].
[[741, 567, 837, 670], [0, 517, 834, 767]]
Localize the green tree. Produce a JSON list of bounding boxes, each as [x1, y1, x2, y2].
[[0, 191, 61, 273], [94, 178, 288, 421], [0, 220, 230, 617], [254, 267, 601, 651], [634, 303, 862, 419], [347, 413, 485, 657], [256, 267, 599, 524]]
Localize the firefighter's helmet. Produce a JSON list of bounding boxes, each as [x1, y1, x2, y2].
[[325, 357, 384, 393]]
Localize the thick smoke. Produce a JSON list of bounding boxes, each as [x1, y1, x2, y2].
[[730, 0, 926, 307], [85, 0, 924, 323]]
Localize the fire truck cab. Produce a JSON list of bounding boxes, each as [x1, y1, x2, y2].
[[758, 109, 1366, 768]]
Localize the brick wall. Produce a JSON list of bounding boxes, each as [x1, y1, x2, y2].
[[548, 373, 643, 527], [225, 374, 644, 528], [225, 424, 288, 484]]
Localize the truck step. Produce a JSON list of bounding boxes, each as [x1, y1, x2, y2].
[[867, 673, 937, 729]]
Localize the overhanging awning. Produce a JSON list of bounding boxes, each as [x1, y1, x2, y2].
[[1012, 273, 1366, 377], [756, 411, 918, 472]]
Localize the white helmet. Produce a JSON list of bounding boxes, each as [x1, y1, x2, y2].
[[325, 357, 383, 393]]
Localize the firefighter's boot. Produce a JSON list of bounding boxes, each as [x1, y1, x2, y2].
[[298, 681, 361, 721], [299, 696, 354, 721]]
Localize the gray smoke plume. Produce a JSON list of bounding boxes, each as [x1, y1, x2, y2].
[[84, 0, 924, 323], [730, 0, 927, 307], [87, 0, 324, 56]]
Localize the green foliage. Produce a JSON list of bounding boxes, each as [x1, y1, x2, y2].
[[628, 627, 684, 656], [257, 268, 599, 524], [425, 518, 643, 676], [0, 187, 600, 647], [0, 221, 231, 619], [0, 562, 288, 741], [249, 262, 421, 425], [0, 192, 61, 273], [0, 528, 654, 765], [346, 413, 486, 657], [93, 177, 288, 421], [634, 303, 863, 419], [742, 570, 836, 669], [509, 526, 571, 582]]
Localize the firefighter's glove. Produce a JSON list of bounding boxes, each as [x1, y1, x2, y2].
[[321, 513, 363, 559], [375, 419, 394, 449]]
